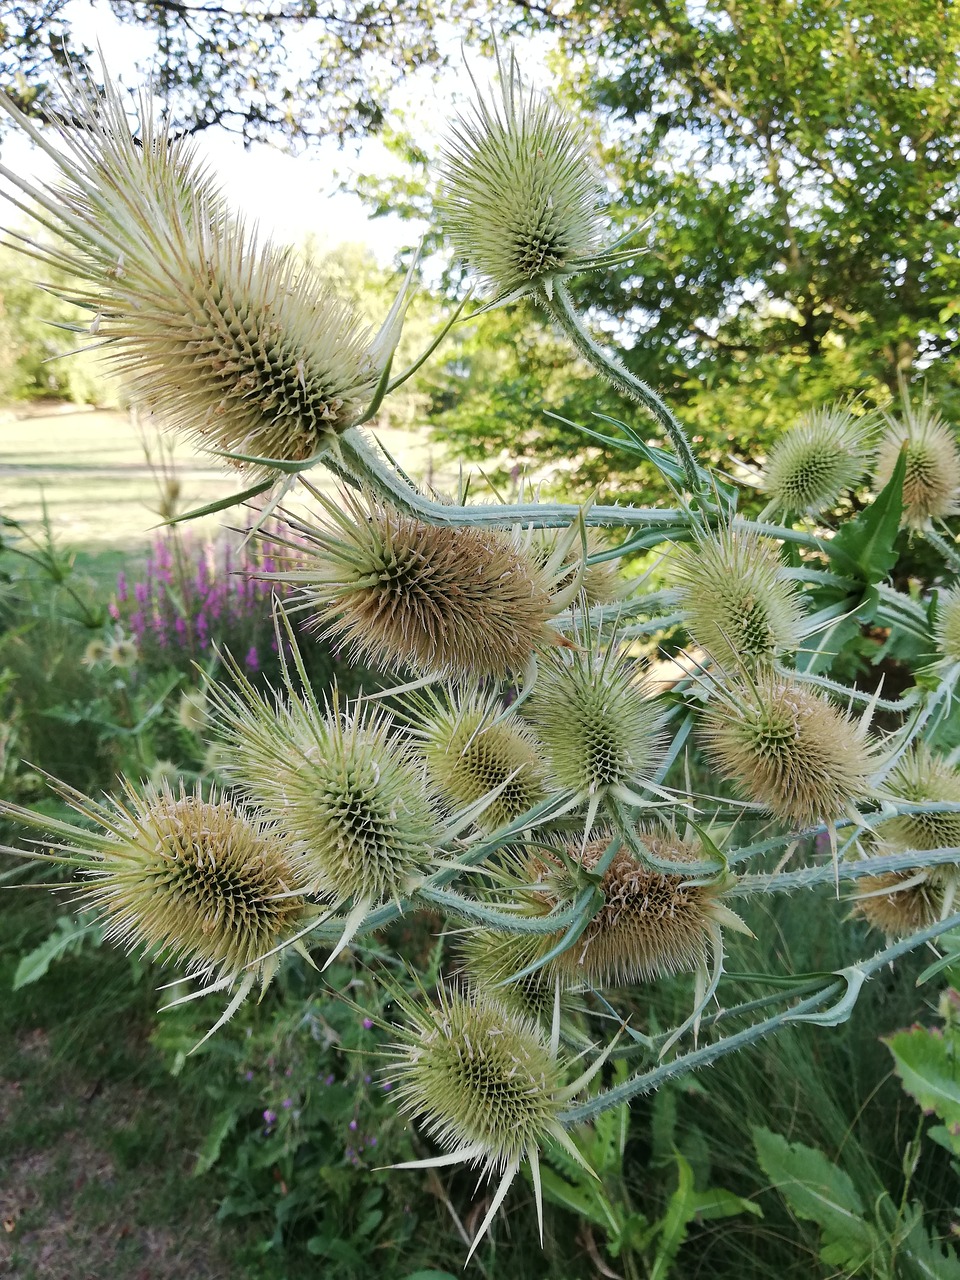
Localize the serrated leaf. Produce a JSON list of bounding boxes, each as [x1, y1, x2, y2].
[[885, 1025, 960, 1143], [692, 1186, 764, 1221], [900, 1212, 960, 1278], [826, 444, 906, 583], [194, 1106, 239, 1175], [12, 914, 103, 989], [752, 1127, 884, 1271], [649, 1154, 695, 1280]]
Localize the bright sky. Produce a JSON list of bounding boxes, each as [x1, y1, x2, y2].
[[0, 1, 545, 264]]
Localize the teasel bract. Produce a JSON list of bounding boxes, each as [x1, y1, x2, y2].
[[935, 584, 960, 664], [0, 778, 313, 1041], [268, 486, 581, 682], [760, 402, 878, 517], [0, 70, 411, 480], [672, 526, 806, 668]]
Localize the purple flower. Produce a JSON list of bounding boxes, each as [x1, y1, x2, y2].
[[134, 581, 149, 605], [263, 1109, 277, 1126], [244, 646, 260, 673], [381, 1081, 393, 1092], [362, 1018, 373, 1030], [116, 572, 127, 603], [348, 1119, 358, 1131], [323, 1074, 335, 1086], [244, 1071, 254, 1082], [282, 1098, 294, 1110]]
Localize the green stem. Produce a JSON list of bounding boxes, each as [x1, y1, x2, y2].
[[777, 664, 909, 712], [540, 281, 704, 497], [731, 844, 960, 896], [560, 910, 960, 1125], [417, 884, 583, 934]]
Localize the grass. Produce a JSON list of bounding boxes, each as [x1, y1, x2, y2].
[[1, 399, 462, 550]]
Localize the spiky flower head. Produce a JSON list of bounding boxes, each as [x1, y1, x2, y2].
[[852, 870, 943, 937], [526, 633, 665, 805], [456, 928, 557, 1021], [761, 402, 878, 516], [107, 636, 138, 668], [935, 585, 960, 664], [874, 391, 960, 530], [274, 489, 564, 681], [0, 779, 309, 991], [384, 983, 599, 1257], [533, 830, 743, 987], [410, 687, 549, 833], [673, 527, 806, 668], [439, 45, 605, 302], [534, 527, 625, 608], [207, 673, 445, 913], [876, 744, 960, 855], [0, 73, 403, 476], [701, 672, 881, 827]]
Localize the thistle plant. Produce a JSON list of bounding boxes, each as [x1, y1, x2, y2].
[[3, 46, 960, 1268]]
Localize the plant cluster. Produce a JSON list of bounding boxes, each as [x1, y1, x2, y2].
[[2, 42, 960, 1269]]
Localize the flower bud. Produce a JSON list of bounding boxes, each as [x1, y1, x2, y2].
[[874, 393, 960, 530], [852, 870, 942, 937], [876, 744, 960, 855], [761, 403, 877, 515]]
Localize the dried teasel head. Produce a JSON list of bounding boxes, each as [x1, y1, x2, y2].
[[852, 870, 943, 938], [272, 488, 570, 682], [761, 402, 878, 516], [438, 45, 606, 304], [672, 527, 806, 668], [701, 671, 882, 828], [408, 687, 549, 834], [0, 779, 312, 1029], [0, 72, 407, 478], [531, 829, 746, 987], [874, 390, 960, 530]]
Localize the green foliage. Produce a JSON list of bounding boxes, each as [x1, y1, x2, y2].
[[12, 911, 104, 990], [887, 1019, 960, 1159]]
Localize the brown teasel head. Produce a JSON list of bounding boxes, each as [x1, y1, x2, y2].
[[851, 870, 942, 938]]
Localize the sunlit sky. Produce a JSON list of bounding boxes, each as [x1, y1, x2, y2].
[[1, 2, 551, 264]]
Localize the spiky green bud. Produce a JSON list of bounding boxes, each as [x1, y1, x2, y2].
[[0, 74, 391, 474], [527, 639, 665, 803], [411, 688, 549, 833], [533, 528, 625, 608], [874, 394, 960, 530], [456, 929, 557, 1021], [209, 681, 444, 909], [277, 490, 561, 681], [439, 47, 604, 302], [673, 528, 805, 667], [936, 585, 960, 663], [876, 744, 960, 854], [702, 673, 880, 827], [761, 403, 877, 515]]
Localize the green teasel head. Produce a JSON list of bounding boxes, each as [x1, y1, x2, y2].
[[935, 584, 960, 664], [876, 744, 960, 856], [761, 402, 878, 516], [874, 389, 960, 530], [672, 526, 806, 668]]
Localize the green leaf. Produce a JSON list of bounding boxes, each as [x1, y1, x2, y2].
[[12, 913, 104, 989], [899, 1212, 960, 1279], [825, 444, 906, 583], [401, 1273, 460, 1280], [649, 1153, 696, 1280], [752, 1127, 885, 1271], [691, 1186, 764, 1221], [536, 1166, 613, 1231], [885, 1025, 960, 1147], [194, 1106, 239, 1176]]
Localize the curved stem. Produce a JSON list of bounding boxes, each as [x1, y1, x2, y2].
[[540, 281, 704, 497], [417, 884, 582, 934]]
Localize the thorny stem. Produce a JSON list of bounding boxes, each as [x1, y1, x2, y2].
[[731, 844, 960, 895], [539, 281, 705, 498], [926, 526, 960, 573], [559, 910, 960, 1125]]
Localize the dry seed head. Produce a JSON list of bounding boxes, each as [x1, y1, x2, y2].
[[874, 394, 960, 530], [0, 73, 382, 474], [535, 830, 730, 986], [852, 870, 942, 937], [701, 672, 880, 827], [876, 744, 960, 855], [762, 403, 877, 515], [8, 779, 309, 986], [527, 640, 665, 799], [281, 491, 560, 681], [210, 682, 443, 907], [412, 688, 549, 833], [936, 585, 960, 663], [673, 528, 806, 667], [439, 47, 604, 301], [385, 986, 568, 1175]]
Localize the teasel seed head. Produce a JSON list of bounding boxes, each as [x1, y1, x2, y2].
[[701, 671, 881, 827], [209, 678, 445, 913], [876, 744, 960, 856], [852, 870, 943, 937], [874, 392, 960, 530], [276, 489, 564, 681], [761, 402, 878, 515], [673, 527, 806, 667], [384, 982, 601, 1258], [526, 632, 666, 807], [0, 778, 310, 991], [936, 584, 960, 663], [0, 72, 403, 476], [533, 829, 744, 987], [456, 928, 557, 1021], [439, 46, 605, 303], [534, 527, 625, 608], [409, 687, 549, 833]]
